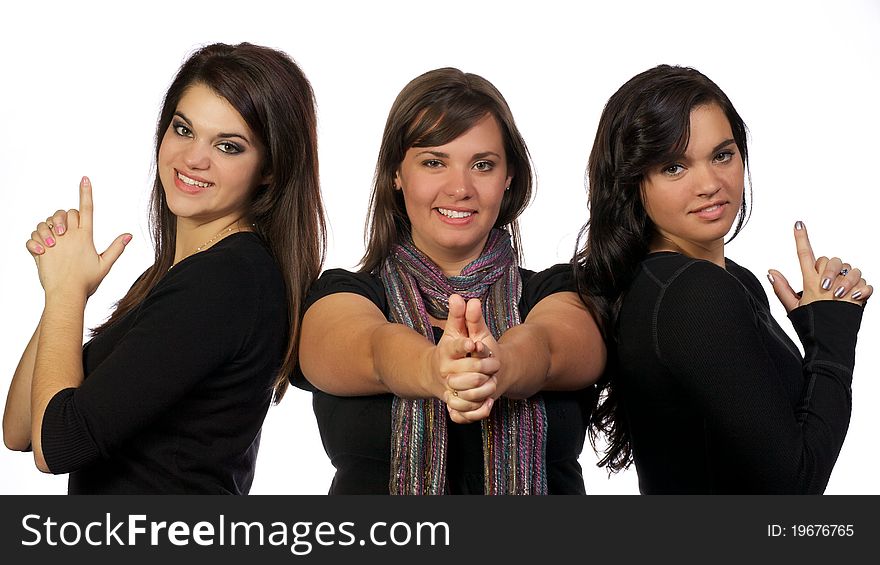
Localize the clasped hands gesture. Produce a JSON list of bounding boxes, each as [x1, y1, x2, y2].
[[767, 221, 871, 312], [26, 177, 131, 299], [432, 294, 501, 424]]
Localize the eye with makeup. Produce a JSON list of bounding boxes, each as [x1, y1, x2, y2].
[[473, 160, 495, 172], [661, 163, 685, 177], [713, 149, 735, 164], [216, 141, 243, 154], [172, 121, 193, 138], [421, 158, 444, 169]]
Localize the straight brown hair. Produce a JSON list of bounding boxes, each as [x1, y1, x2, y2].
[[93, 42, 326, 403], [361, 67, 533, 273]]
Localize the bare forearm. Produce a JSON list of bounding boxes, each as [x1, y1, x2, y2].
[[31, 290, 87, 471], [3, 319, 42, 450], [370, 323, 444, 400], [495, 324, 553, 399], [495, 292, 606, 399], [301, 303, 441, 398]]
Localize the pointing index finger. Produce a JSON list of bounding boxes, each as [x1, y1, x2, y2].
[[793, 220, 816, 275], [79, 176, 93, 230], [443, 294, 468, 339]]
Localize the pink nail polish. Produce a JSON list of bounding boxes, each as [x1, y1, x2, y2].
[[35, 244, 44, 254], [56, 225, 65, 235], [46, 237, 55, 246], [123, 235, 132, 245]]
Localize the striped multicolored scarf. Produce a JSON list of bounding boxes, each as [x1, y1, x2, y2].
[[379, 229, 548, 495]]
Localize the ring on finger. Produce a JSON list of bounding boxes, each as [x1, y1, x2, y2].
[[47, 220, 54, 229], [839, 268, 849, 276], [451, 389, 459, 397]]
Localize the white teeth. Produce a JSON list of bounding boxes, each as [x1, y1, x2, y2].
[[177, 172, 211, 188], [703, 205, 718, 212], [437, 208, 473, 219]]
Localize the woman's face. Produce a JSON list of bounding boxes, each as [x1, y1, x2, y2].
[[641, 103, 744, 257], [158, 83, 268, 225], [395, 114, 512, 275]]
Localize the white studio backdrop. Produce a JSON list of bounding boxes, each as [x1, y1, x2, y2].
[[1, 0, 877, 495]]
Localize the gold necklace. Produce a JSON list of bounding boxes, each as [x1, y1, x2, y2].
[[169, 221, 254, 270]]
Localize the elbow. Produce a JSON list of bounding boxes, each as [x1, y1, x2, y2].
[[587, 343, 609, 386], [4, 433, 30, 452], [3, 421, 31, 452], [33, 450, 51, 474]]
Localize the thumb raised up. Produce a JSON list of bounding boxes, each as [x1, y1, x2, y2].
[[99, 233, 133, 275], [767, 269, 800, 313], [443, 293, 468, 339]]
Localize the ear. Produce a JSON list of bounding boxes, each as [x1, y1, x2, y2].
[[393, 170, 402, 190], [504, 172, 513, 192]]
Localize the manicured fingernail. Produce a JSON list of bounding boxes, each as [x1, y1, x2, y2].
[[821, 278, 831, 290], [795, 221, 804, 230], [46, 237, 55, 246], [851, 291, 862, 300], [834, 286, 846, 298], [123, 234, 132, 245], [767, 273, 775, 284], [55, 224, 65, 235], [34, 244, 44, 254], [82, 176, 90, 186]]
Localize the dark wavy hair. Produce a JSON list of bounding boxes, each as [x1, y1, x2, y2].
[[360, 67, 533, 272], [92, 42, 327, 403], [574, 64, 751, 471]]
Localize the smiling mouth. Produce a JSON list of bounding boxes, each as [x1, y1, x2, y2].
[[691, 201, 727, 214], [177, 170, 213, 188], [436, 208, 474, 219]]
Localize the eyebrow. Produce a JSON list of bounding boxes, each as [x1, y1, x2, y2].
[[473, 151, 502, 160], [415, 150, 449, 158], [413, 150, 502, 159], [712, 138, 736, 153], [173, 111, 252, 144]]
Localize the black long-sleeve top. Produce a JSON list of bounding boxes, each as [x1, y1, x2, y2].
[[617, 252, 862, 494], [40, 232, 287, 494]]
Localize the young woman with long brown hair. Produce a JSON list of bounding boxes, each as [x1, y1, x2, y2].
[[576, 65, 871, 493], [296, 68, 605, 495], [3, 42, 326, 494]]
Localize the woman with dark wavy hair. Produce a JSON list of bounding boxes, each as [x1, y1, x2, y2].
[[576, 64, 871, 493], [296, 67, 605, 494], [3, 42, 326, 493]]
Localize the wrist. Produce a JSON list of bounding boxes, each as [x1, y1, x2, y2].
[[492, 342, 513, 397], [496, 340, 547, 399], [421, 345, 446, 400], [44, 288, 88, 311]]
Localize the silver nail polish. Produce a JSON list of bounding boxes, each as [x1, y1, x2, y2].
[[795, 221, 804, 230], [851, 291, 862, 300], [766, 273, 775, 284], [821, 278, 832, 290], [834, 286, 846, 298]]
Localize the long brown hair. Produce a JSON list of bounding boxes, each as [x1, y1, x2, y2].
[[360, 67, 533, 273], [93, 42, 326, 403], [574, 65, 750, 471]]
